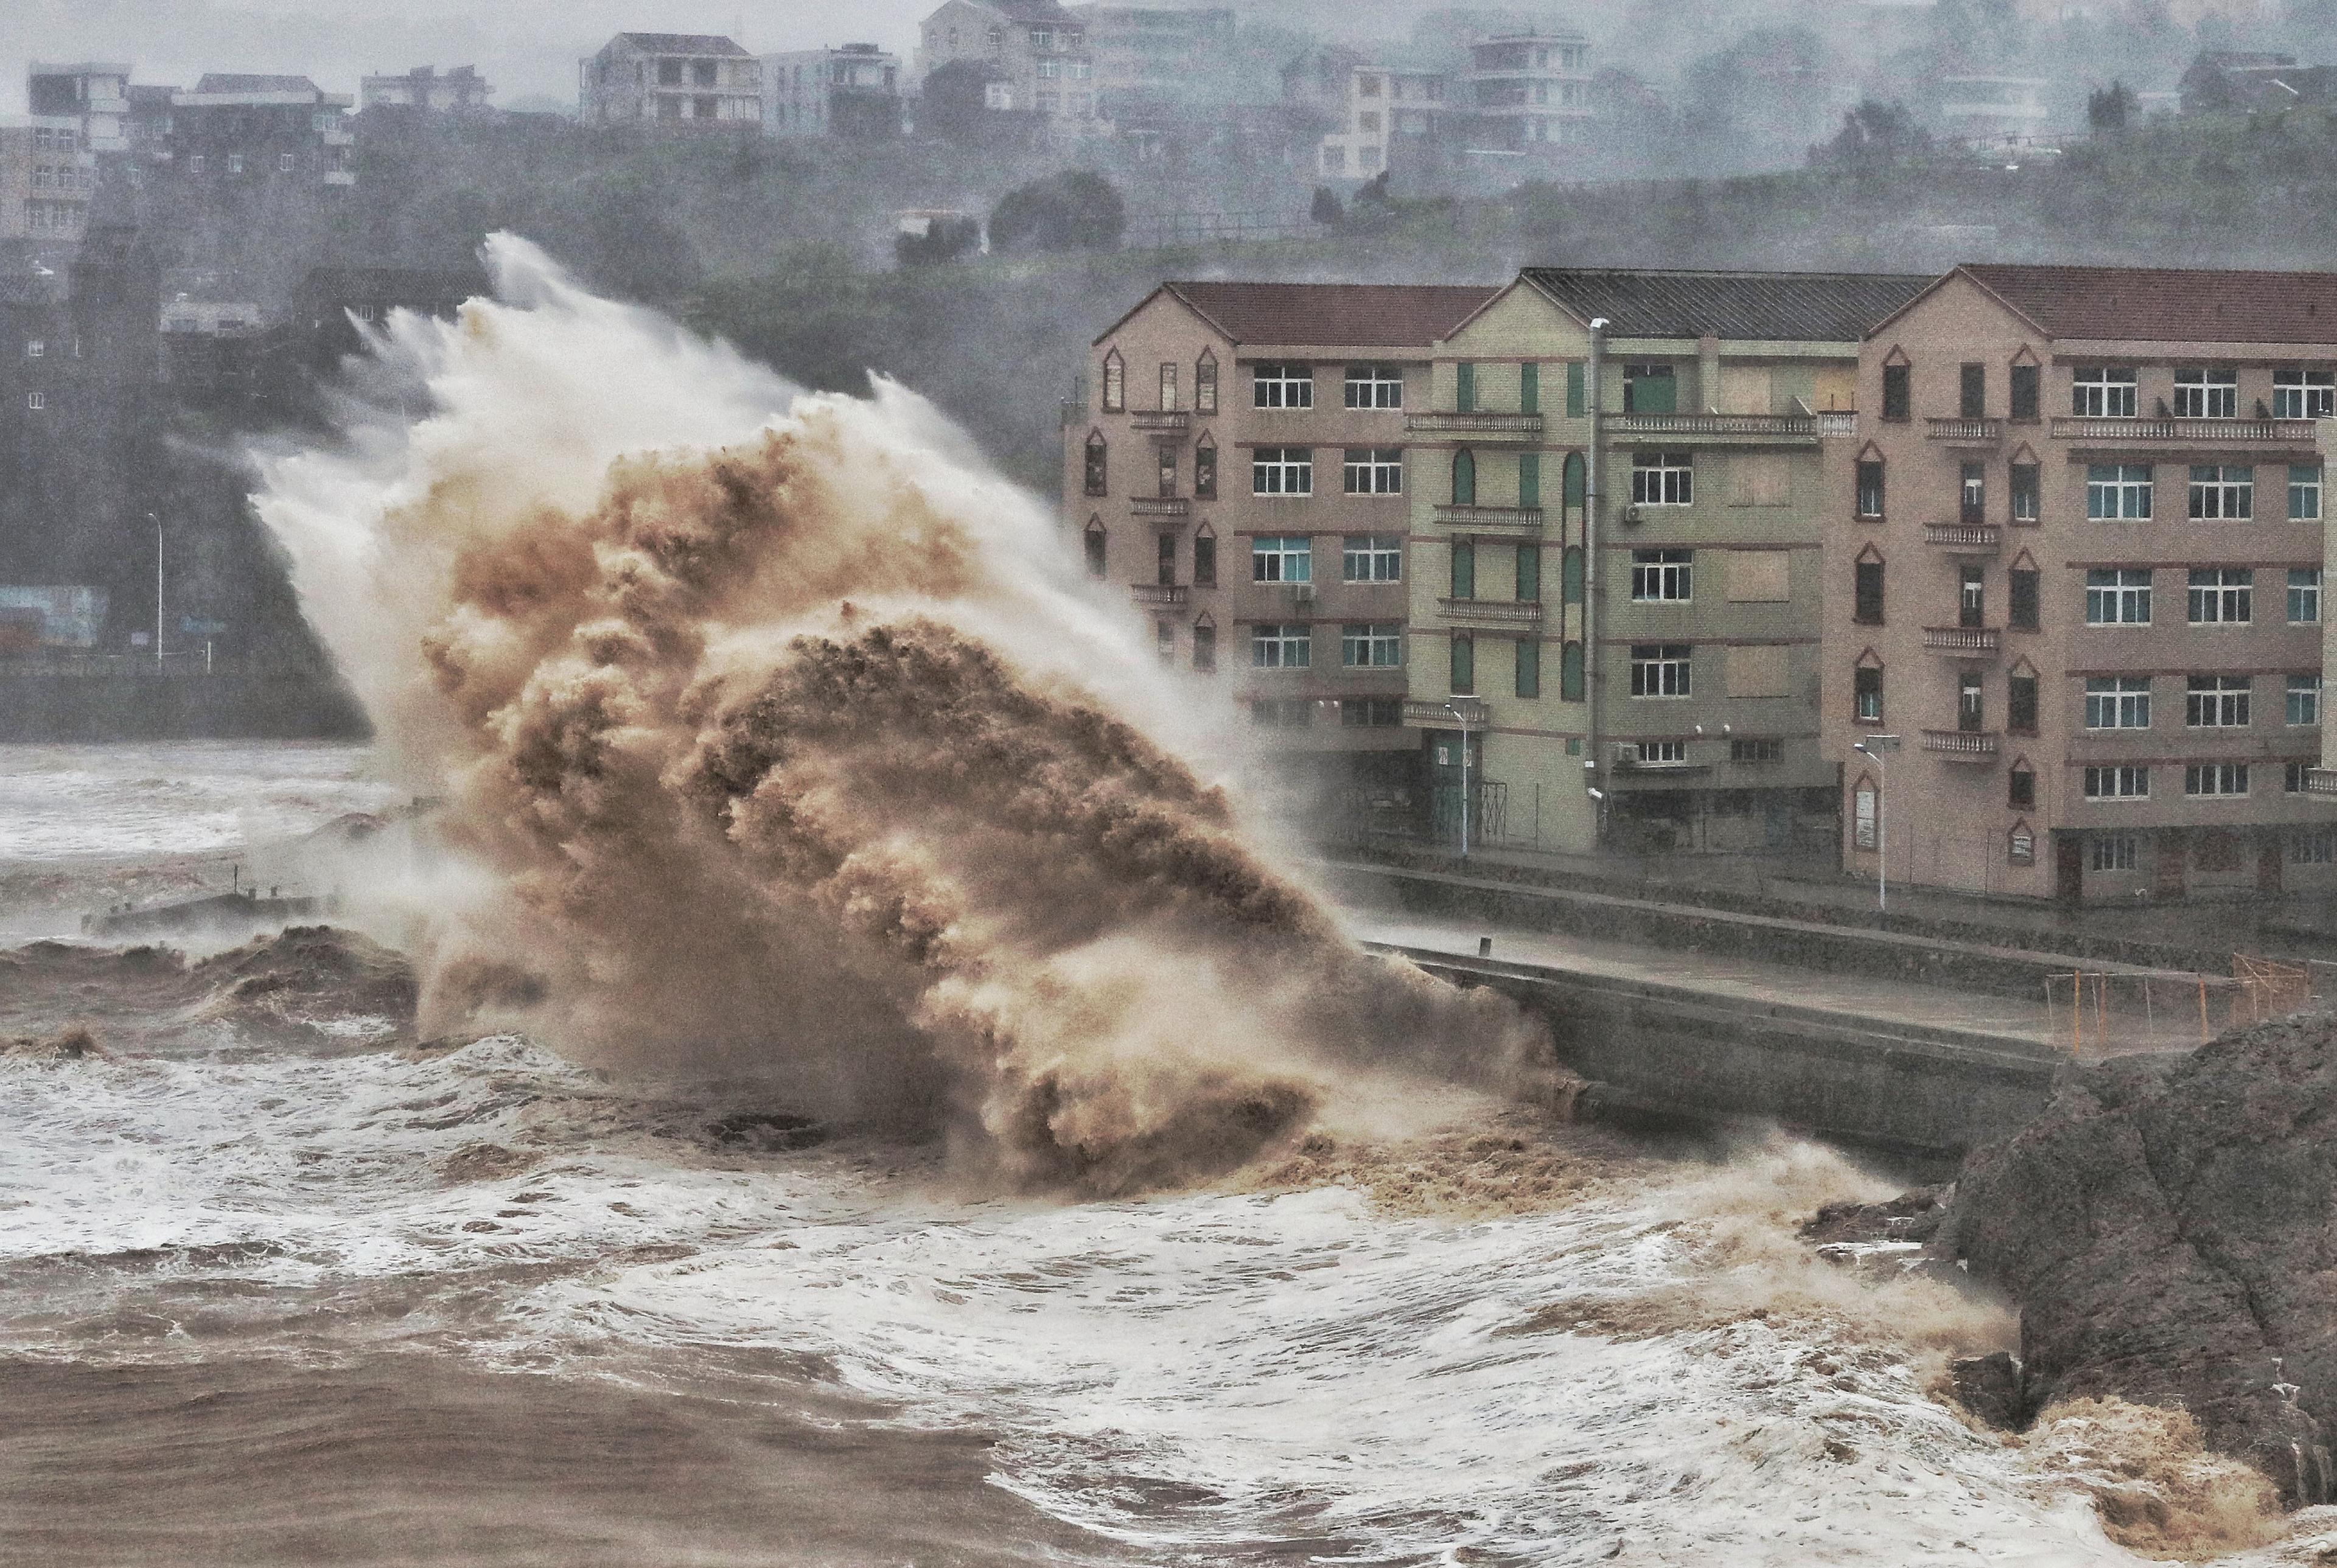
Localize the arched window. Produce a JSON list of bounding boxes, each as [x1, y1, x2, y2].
[[1194, 431, 1217, 500], [1191, 612, 1217, 672], [1451, 446, 1476, 506], [1192, 521, 1217, 587], [1562, 545, 1584, 605], [1100, 348, 1124, 413], [1855, 442, 1885, 519], [1083, 428, 1107, 496], [1195, 348, 1218, 414], [1083, 517, 1106, 579], [1562, 451, 1585, 531], [1560, 639, 1584, 701]]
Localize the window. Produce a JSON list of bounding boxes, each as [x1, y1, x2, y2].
[[1731, 737, 1784, 763], [1630, 644, 1692, 698], [1156, 621, 1175, 663], [2010, 362, 2039, 421], [1252, 448, 1312, 496], [1634, 741, 1686, 765], [1450, 633, 1474, 694], [2290, 568, 2322, 624], [1251, 536, 1312, 583], [1622, 363, 1675, 415], [1342, 622, 1402, 668], [1631, 452, 1692, 506], [1515, 543, 1540, 603], [2185, 675, 2251, 728], [1455, 361, 1475, 412], [1856, 459, 1885, 519], [2187, 567, 2252, 625], [1517, 452, 1540, 510], [25, 391, 44, 411], [278, 152, 295, 172], [1158, 363, 1178, 412], [2010, 566, 2039, 631], [1083, 521, 1106, 579], [1249, 699, 1313, 728], [1193, 532, 1217, 587], [1631, 549, 1691, 602], [2291, 465, 2322, 521], [1881, 363, 1910, 421], [1195, 439, 1216, 500], [2290, 761, 2315, 794], [2011, 462, 2039, 524], [24, 338, 42, 360], [1157, 533, 1177, 587], [2273, 369, 2335, 420], [2189, 465, 2253, 520], [2086, 464, 2152, 520], [1449, 542, 1475, 600], [1157, 446, 1178, 499], [2086, 568, 2152, 625], [2009, 767, 2036, 809], [1343, 534, 1402, 583], [2092, 835, 2140, 873], [1960, 463, 1985, 524], [2185, 762, 2250, 797], [1515, 638, 1540, 699], [2072, 366, 2137, 417], [1193, 621, 1216, 672], [1450, 448, 1475, 506], [2174, 366, 2238, 420], [2008, 672, 2037, 734], [2293, 829, 2337, 864], [1253, 363, 1313, 409], [1854, 559, 1884, 624], [2084, 765, 2150, 800], [189, 153, 204, 173], [2289, 675, 2322, 726], [1102, 351, 1123, 413], [2086, 677, 2151, 730], [1854, 664, 1883, 723], [1343, 448, 1403, 495], [1084, 432, 1107, 496], [1344, 364, 1403, 409], [1959, 363, 1985, 419], [1340, 697, 1402, 728], [226, 152, 244, 174], [1959, 563, 1986, 629], [1960, 672, 1986, 731], [1251, 624, 1311, 669]]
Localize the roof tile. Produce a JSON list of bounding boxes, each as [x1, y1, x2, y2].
[[1958, 263, 2337, 344], [612, 33, 752, 57], [1520, 268, 1933, 343], [1159, 280, 1500, 348]]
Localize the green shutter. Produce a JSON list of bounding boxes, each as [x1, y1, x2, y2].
[[1517, 451, 1540, 509], [1450, 634, 1475, 694], [1565, 361, 1585, 417], [1516, 543, 1540, 602], [1452, 447, 1476, 506], [1456, 361, 1475, 412], [1562, 545, 1584, 605], [1519, 362, 1539, 414], [1560, 640, 1584, 701], [1451, 542, 1476, 600], [1563, 451, 1585, 511], [1515, 637, 1540, 699]]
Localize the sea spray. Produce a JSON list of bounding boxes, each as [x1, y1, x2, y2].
[[253, 236, 1544, 1191]]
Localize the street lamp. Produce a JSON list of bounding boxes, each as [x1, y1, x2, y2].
[[1853, 734, 1901, 911], [1443, 698, 1475, 860], [147, 512, 162, 666]]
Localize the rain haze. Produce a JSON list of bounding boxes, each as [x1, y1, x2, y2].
[[10, 0, 2337, 1563]]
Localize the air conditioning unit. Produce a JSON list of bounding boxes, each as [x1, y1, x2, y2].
[[1612, 743, 1641, 765], [1286, 582, 1316, 605], [1619, 503, 1644, 526]]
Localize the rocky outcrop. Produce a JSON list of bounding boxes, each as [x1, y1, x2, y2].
[[1942, 1013, 2337, 1504]]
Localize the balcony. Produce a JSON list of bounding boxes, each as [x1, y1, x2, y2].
[[1403, 696, 1486, 727], [1437, 597, 1545, 629], [1130, 584, 1187, 606], [1404, 410, 1543, 439], [2049, 416, 2319, 448], [1433, 504, 1544, 535], [1130, 409, 1189, 433], [1922, 625, 2000, 655], [1923, 523, 2001, 554], [1128, 496, 1190, 518], [1922, 729, 2000, 761], [1925, 417, 2003, 445], [2307, 767, 2337, 796], [1609, 411, 1823, 445]]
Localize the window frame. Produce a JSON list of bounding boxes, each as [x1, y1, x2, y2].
[[2173, 365, 2239, 420], [2071, 366, 2137, 419], [2290, 567, 2322, 624], [2086, 463, 2152, 520], [2290, 464, 2322, 521], [1252, 362, 1315, 410], [1340, 621, 1403, 669], [2184, 674, 2251, 729], [1251, 447, 1313, 497], [2288, 674, 2322, 727], [1341, 534, 1403, 584], [1629, 548, 1692, 603], [1249, 535, 1313, 584], [2084, 677, 2151, 731], [2184, 761, 2250, 797], [1343, 364, 1403, 410], [2273, 369, 2335, 420], [1342, 447, 1404, 495], [1250, 622, 1313, 669], [1630, 451, 1693, 507], [2085, 568, 2153, 626], [1629, 643, 1692, 699], [2187, 464, 2254, 521], [2083, 764, 2150, 801], [2185, 566, 2252, 626]]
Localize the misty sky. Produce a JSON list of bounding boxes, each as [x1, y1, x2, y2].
[[4, 0, 940, 114]]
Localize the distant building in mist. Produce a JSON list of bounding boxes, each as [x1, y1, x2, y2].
[[166, 76, 355, 190], [27, 63, 131, 155], [1313, 63, 1451, 181], [1935, 76, 2053, 147], [916, 0, 1103, 138], [764, 45, 903, 139], [1465, 30, 1592, 156], [1077, 5, 1235, 115], [579, 34, 763, 132], [360, 66, 495, 116], [0, 115, 96, 245]]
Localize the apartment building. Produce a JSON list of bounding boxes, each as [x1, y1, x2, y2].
[[1067, 280, 1497, 802], [1409, 269, 1929, 854], [27, 63, 131, 155], [0, 116, 95, 244], [168, 76, 355, 188], [580, 35, 763, 131], [1823, 264, 2337, 904], [764, 45, 901, 139], [360, 66, 494, 116], [1467, 31, 1592, 155], [1316, 63, 1450, 180], [1071, 5, 1235, 107], [917, 0, 1102, 132]]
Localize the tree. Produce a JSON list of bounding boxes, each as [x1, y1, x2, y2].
[[1811, 99, 1932, 170], [989, 170, 1126, 253], [2087, 80, 2139, 133], [920, 59, 1004, 143], [895, 215, 981, 267], [1310, 185, 1344, 225]]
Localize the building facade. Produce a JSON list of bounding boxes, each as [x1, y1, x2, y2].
[[916, 0, 1100, 132], [1071, 4, 1235, 113], [167, 75, 355, 189], [764, 45, 901, 139], [580, 35, 762, 131], [27, 63, 131, 155], [1467, 31, 1592, 154], [1824, 264, 2337, 903], [1407, 270, 1928, 855], [360, 66, 494, 115], [1316, 64, 1450, 181], [1067, 281, 1498, 805], [0, 115, 95, 245]]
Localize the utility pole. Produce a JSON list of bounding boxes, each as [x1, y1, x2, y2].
[[148, 512, 162, 665], [1445, 699, 1475, 860], [1854, 734, 1901, 912]]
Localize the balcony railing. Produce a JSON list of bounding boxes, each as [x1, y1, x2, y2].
[[1403, 696, 1486, 727], [1130, 409, 1189, 433], [1130, 584, 1187, 605], [1437, 597, 1545, 627], [1922, 625, 2001, 654], [1922, 728, 2000, 759], [2307, 767, 2337, 796], [1404, 411, 1543, 438], [1925, 417, 2003, 443], [1609, 412, 1820, 442], [1923, 523, 2001, 552], [1129, 496, 1190, 517], [2049, 416, 2319, 446], [1817, 411, 1859, 439], [1433, 504, 1545, 534]]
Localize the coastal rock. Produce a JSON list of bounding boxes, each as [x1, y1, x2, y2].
[[1944, 1012, 2337, 1504], [1948, 1351, 2029, 1432]]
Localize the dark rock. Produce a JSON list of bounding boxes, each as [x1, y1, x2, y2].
[[1801, 1183, 1951, 1244], [1948, 1351, 2030, 1430], [1943, 1012, 2337, 1504]]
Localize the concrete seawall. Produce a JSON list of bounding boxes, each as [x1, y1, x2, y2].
[[0, 668, 368, 742]]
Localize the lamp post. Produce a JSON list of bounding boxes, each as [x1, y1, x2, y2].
[[1444, 698, 1475, 860], [148, 512, 162, 666], [1854, 734, 1901, 912]]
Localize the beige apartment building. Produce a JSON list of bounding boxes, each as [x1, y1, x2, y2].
[[1066, 280, 1497, 802], [1408, 269, 1929, 854], [579, 35, 762, 131], [917, 0, 1102, 133], [1823, 264, 2337, 904], [1466, 31, 1592, 155]]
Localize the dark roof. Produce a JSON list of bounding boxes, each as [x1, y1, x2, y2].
[[192, 74, 320, 94], [612, 32, 751, 57], [1146, 280, 1501, 347], [1518, 268, 1934, 343], [1948, 263, 2337, 344]]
